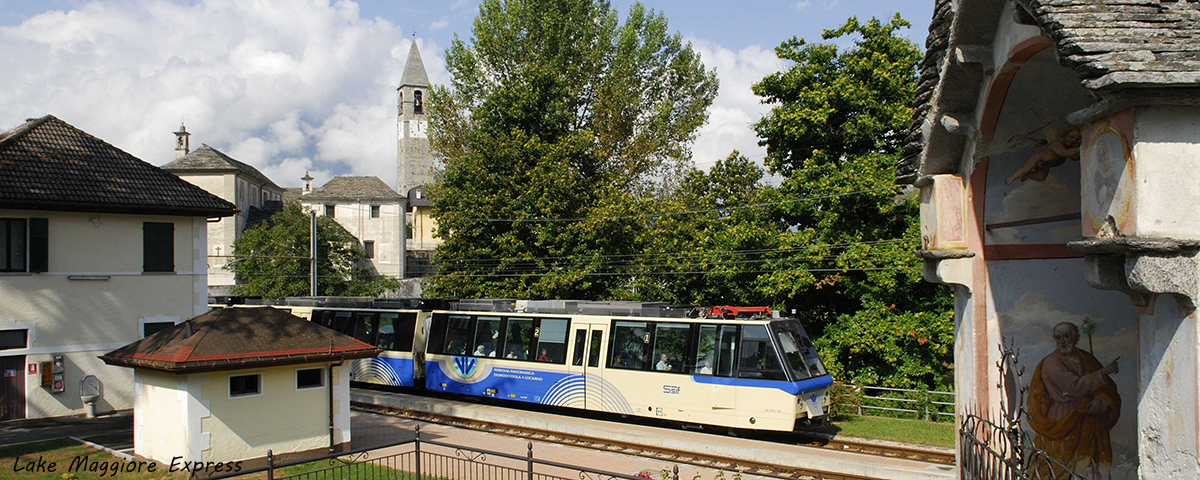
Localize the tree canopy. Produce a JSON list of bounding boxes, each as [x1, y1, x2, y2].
[[426, 0, 718, 299], [750, 15, 953, 388], [227, 202, 400, 299]]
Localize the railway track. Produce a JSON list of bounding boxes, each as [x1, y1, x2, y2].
[[352, 401, 955, 480]]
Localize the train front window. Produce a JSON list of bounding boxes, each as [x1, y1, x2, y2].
[[442, 315, 473, 355], [773, 320, 827, 377], [535, 318, 569, 363], [737, 325, 787, 381], [473, 316, 501, 357]]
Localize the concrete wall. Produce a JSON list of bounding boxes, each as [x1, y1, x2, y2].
[[134, 370, 193, 464], [198, 364, 347, 462], [173, 172, 284, 289], [303, 200, 404, 278], [0, 209, 206, 419], [1131, 107, 1200, 240]]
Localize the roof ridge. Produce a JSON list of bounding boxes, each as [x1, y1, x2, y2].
[[0, 115, 53, 153]]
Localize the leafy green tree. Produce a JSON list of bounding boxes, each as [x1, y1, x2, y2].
[[751, 15, 953, 389], [227, 202, 400, 299], [632, 151, 780, 305], [426, 0, 718, 299]]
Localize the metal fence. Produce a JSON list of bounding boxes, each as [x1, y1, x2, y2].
[[959, 413, 1084, 480], [840, 385, 955, 420], [206, 424, 675, 480]]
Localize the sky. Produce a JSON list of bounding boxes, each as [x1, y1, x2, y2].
[[0, 0, 934, 189]]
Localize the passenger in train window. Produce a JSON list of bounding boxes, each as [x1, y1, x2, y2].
[[506, 345, 519, 359], [655, 354, 673, 371], [696, 358, 712, 375], [474, 345, 487, 356], [537, 348, 551, 362], [613, 353, 628, 368]]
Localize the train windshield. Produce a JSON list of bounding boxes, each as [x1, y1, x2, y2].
[[771, 320, 828, 380]]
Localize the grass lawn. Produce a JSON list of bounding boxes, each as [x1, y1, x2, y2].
[[0, 440, 418, 480], [798, 415, 956, 449]]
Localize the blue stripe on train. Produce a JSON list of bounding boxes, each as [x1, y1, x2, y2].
[[351, 356, 416, 387], [425, 360, 571, 403], [690, 373, 833, 395]]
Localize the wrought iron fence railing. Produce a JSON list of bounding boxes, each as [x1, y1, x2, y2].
[[838, 384, 955, 420], [203, 424, 677, 480]]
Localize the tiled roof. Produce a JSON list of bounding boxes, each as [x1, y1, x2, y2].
[[282, 187, 303, 203], [162, 144, 281, 190], [0, 115, 238, 217], [400, 41, 430, 87], [100, 307, 379, 373], [303, 176, 405, 202], [897, 0, 1200, 183]]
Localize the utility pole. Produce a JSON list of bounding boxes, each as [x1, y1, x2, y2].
[[310, 209, 317, 296]]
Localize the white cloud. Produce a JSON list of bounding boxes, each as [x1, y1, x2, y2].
[[429, 17, 449, 31], [793, 1, 811, 11], [685, 37, 784, 171], [0, 0, 443, 189], [450, 0, 469, 10]]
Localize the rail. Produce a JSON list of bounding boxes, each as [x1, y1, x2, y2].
[[839, 384, 955, 420]]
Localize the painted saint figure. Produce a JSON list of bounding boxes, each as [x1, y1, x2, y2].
[[1005, 124, 1082, 185], [1027, 322, 1121, 478]]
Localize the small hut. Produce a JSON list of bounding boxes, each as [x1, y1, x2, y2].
[[101, 307, 379, 465]]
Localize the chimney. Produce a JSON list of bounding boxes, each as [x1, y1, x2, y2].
[[173, 123, 191, 159], [302, 172, 314, 195]]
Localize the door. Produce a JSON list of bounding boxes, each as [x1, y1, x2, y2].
[[583, 325, 606, 411], [0, 356, 25, 421]]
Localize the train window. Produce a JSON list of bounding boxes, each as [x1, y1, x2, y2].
[[737, 325, 787, 381], [376, 313, 398, 349], [694, 325, 718, 375], [652, 323, 689, 373], [352, 312, 377, 345], [503, 317, 534, 360], [428, 314, 449, 353], [330, 311, 354, 335], [442, 315, 474, 355], [610, 321, 648, 370], [572, 328, 587, 366], [587, 330, 603, 368], [394, 313, 417, 352], [715, 325, 738, 377], [535, 318, 569, 364], [774, 321, 826, 377], [473, 316, 501, 357]]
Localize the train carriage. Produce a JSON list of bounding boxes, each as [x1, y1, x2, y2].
[[422, 300, 832, 432]]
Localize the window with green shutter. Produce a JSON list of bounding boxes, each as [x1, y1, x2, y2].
[[143, 222, 174, 272]]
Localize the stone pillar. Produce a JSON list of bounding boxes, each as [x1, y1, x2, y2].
[[1077, 243, 1200, 478]]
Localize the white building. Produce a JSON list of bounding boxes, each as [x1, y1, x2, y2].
[[162, 128, 286, 295], [0, 115, 235, 420], [300, 176, 406, 279]]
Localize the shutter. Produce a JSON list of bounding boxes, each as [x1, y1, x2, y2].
[[28, 218, 47, 273], [143, 222, 175, 272]]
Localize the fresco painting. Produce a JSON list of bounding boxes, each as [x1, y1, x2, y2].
[[1081, 110, 1136, 238], [981, 48, 1094, 247], [991, 259, 1138, 479]]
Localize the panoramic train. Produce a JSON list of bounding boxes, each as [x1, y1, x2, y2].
[[218, 297, 832, 432]]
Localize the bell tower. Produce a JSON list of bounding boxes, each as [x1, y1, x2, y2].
[[397, 40, 433, 197]]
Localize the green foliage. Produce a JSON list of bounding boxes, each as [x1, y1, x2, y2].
[[631, 151, 781, 305], [750, 15, 954, 389], [426, 0, 717, 299], [227, 202, 400, 299]]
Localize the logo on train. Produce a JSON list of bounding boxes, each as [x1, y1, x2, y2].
[[663, 385, 681, 395], [453, 356, 477, 377]]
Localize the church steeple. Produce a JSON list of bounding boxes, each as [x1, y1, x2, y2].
[[397, 39, 434, 197], [173, 123, 191, 159]]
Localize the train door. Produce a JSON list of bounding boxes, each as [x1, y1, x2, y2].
[[710, 325, 739, 410], [583, 324, 607, 411]]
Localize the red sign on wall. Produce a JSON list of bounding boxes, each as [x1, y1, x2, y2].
[[28, 363, 37, 374]]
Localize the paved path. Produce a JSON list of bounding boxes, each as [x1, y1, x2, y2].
[[0, 411, 133, 450]]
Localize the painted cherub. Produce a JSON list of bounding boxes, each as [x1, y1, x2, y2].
[[1004, 124, 1082, 185]]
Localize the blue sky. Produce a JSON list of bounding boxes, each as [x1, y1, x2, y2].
[[0, 0, 934, 188]]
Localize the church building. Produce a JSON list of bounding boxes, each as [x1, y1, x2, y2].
[[396, 41, 442, 272], [905, 1, 1200, 478]]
